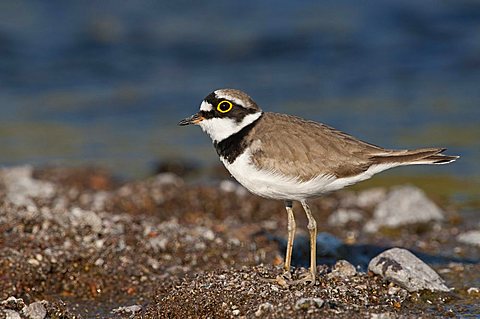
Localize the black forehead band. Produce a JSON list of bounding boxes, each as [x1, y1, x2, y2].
[[204, 92, 218, 106], [200, 92, 258, 121]]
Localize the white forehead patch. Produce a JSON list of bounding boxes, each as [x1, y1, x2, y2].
[[200, 100, 213, 112], [214, 90, 245, 107]]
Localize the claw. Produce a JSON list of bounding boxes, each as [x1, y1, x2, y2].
[[289, 271, 316, 285], [261, 269, 316, 287]]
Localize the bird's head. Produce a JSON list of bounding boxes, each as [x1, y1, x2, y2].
[[178, 89, 263, 142]]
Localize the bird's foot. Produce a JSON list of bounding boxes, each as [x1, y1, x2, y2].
[[261, 269, 316, 286], [260, 270, 292, 287], [289, 270, 316, 286]]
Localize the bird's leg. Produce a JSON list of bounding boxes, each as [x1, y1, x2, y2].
[[283, 200, 295, 275], [295, 200, 317, 284]]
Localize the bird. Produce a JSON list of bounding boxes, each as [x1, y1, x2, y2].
[[178, 88, 459, 284]]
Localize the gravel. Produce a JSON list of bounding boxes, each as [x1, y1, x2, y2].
[[0, 166, 477, 318]]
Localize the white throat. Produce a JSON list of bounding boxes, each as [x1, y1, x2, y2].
[[199, 112, 262, 143]]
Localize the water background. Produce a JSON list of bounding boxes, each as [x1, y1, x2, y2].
[[1, 0, 479, 187]]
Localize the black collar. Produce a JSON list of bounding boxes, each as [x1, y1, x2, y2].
[[213, 113, 263, 164]]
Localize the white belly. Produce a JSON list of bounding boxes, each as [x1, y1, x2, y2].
[[221, 148, 396, 201]]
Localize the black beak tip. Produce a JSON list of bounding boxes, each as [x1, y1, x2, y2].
[[178, 119, 190, 126]]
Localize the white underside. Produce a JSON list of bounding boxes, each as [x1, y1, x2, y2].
[[221, 148, 399, 201]]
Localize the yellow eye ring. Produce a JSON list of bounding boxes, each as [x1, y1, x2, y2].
[[217, 100, 233, 113]]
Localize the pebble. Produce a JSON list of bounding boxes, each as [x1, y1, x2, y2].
[[112, 305, 142, 315], [1, 296, 26, 310], [255, 302, 274, 317], [70, 207, 103, 233], [327, 208, 364, 226], [364, 185, 444, 232], [23, 301, 47, 319], [356, 187, 387, 208], [294, 298, 324, 310], [457, 230, 480, 247], [232, 309, 240, 316], [27, 258, 40, 267], [328, 260, 357, 279], [0, 166, 55, 206], [219, 180, 247, 196], [4, 310, 21, 319], [368, 248, 449, 292], [148, 236, 168, 252], [370, 313, 395, 319], [153, 172, 183, 186], [467, 287, 479, 295]]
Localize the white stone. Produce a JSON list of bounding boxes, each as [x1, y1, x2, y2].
[[368, 248, 449, 292], [457, 230, 480, 247], [0, 166, 55, 206], [23, 301, 47, 319], [364, 185, 444, 232], [327, 208, 364, 226]]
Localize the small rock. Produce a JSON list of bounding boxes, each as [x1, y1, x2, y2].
[[356, 187, 387, 208], [368, 248, 449, 292], [23, 301, 47, 319], [1, 296, 26, 310], [328, 260, 357, 279], [232, 309, 240, 316], [202, 229, 215, 241], [0, 166, 55, 206], [370, 313, 395, 319], [4, 310, 21, 319], [255, 302, 274, 317], [153, 173, 183, 187], [457, 230, 480, 247], [70, 207, 103, 233], [148, 236, 168, 252], [294, 298, 324, 310], [327, 208, 363, 226], [387, 286, 400, 295], [219, 180, 238, 193], [364, 185, 444, 232], [467, 287, 480, 294], [27, 258, 40, 267], [112, 305, 142, 315], [219, 180, 247, 196]]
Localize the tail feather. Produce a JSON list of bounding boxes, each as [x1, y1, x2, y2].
[[370, 147, 459, 166]]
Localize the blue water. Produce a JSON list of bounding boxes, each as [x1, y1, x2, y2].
[[1, 0, 479, 180]]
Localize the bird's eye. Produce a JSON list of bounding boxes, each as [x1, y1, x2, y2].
[[217, 100, 233, 113]]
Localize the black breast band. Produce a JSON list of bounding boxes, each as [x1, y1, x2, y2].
[[213, 114, 262, 164]]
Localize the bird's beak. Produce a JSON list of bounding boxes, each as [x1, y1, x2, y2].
[[178, 113, 204, 126]]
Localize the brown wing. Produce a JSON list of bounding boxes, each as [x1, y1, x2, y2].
[[247, 112, 385, 180]]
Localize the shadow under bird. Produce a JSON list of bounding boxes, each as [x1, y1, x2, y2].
[[179, 89, 459, 284]]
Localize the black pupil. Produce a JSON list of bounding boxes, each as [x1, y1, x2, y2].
[[220, 102, 229, 111]]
